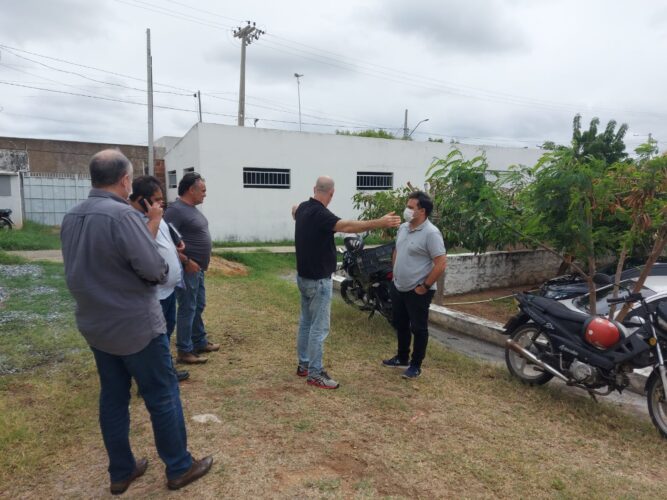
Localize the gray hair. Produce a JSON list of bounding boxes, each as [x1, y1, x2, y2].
[[90, 149, 132, 188], [315, 176, 335, 193]]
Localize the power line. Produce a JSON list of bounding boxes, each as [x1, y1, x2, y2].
[[113, 0, 666, 120], [1, 47, 192, 96], [0, 80, 394, 130], [0, 43, 193, 94]]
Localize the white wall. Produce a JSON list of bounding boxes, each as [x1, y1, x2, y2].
[[0, 173, 23, 228], [443, 250, 562, 295], [164, 124, 544, 241]]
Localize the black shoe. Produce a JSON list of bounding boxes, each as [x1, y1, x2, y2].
[[382, 356, 409, 368], [402, 366, 422, 379], [177, 370, 190, 382]]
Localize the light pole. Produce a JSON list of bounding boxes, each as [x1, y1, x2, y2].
[[408, 118, 429, 139], [294, 73, 303, 132], [233, 21, 265, 127]]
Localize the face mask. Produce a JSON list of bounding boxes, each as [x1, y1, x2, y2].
[[403, 208, 414, 223]]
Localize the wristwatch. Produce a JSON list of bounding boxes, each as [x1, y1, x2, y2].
[[419, 282, 431, 290]]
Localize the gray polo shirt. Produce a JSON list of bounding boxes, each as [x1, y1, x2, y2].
[[61, 189, 168, 356], [393, 219, 446, 292]]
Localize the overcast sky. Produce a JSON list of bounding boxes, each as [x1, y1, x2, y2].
[[0, 0, 665, 152]]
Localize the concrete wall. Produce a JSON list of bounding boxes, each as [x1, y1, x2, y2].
[[0, 173, 23, 228], [443, 249, 562, 295], [165, 123, 544, 241]]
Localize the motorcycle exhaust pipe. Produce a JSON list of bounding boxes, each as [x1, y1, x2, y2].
[[506, 339, 570, 383]]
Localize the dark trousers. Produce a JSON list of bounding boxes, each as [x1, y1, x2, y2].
[[160, 291, 177, 342], [390, 282, 435, 368], [90, 335, 192, 482]]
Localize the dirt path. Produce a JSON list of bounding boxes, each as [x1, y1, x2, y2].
[[7, 249, 63, 262]]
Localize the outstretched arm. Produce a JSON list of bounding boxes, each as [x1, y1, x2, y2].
[[334, 212, 401, 233]]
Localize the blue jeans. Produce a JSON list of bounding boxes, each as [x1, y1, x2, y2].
[[160, 291, 177, 342], [296, 276, 333, 377], [90, 334, 192, 482], [176, 271, 208, 353]]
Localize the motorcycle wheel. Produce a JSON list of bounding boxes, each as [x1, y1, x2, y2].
[[646, 373, 667, 439], [505, 324, 554, 386], [340, 279, 366, 309], [0, 217, 12, 231]]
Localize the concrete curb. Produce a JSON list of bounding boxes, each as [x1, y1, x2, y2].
[[332, 275, 649, 394]]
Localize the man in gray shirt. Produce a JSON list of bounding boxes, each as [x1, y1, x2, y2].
[[382, 191, 447, 379], [164, 172, 219, 365], [61, 150, 212, 494]]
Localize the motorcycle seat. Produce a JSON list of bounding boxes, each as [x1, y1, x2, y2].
[[530, 295, 590, 323]]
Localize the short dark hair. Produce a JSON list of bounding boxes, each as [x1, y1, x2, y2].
[[129, 175, 163, 202], [90, 150, 132, 188], [178, 172, 204, 196], [408, 190, 433, 216]]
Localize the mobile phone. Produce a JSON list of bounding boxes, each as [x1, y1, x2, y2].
[[140, 198, 150, 213]]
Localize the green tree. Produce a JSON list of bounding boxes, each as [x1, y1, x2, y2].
[[571, 114, 628, 164], [424, 150, 526, 253], [335, 129, 396, 139]]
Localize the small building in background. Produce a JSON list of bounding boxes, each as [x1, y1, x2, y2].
[[163, 123, 543, 242]]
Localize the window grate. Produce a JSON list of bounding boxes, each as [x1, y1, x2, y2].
[[356, 172, 393, 190], [167, 170, 177, 189], [243, 168, 290, 189]]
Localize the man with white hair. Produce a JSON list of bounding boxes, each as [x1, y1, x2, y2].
[[293, 176, 401, 389]]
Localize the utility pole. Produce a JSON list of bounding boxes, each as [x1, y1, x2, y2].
[[233, 21, 265, 127], [403, 109, 409, 140], [195, 90, 202, 123], [146, 28, 154, 175], [294, 73, 303, 132]]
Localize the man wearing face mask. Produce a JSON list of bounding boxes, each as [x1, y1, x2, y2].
[[382, 191, 447, 379]]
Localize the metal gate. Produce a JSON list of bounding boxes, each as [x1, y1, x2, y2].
[[22, 172, 91, 226]]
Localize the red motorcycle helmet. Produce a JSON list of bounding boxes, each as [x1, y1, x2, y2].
[[583, 317, 621, 349]]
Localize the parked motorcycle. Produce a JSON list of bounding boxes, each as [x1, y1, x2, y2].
[[0, 208, 13, 230], [338, 234, 394, 322], [504, 275, 667, 438]]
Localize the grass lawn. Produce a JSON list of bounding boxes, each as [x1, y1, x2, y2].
[[2, 252, 667, 498], [0, 221, 62, 251]]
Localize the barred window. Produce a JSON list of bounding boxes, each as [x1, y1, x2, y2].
[[167, 170, 177, 189], [356, 172, 393, 190], [243, 168, 290, 189]]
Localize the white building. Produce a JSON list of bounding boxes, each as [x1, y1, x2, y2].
[[163, 123, 543, 241]]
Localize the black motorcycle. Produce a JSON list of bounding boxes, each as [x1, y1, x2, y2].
[[0, 208, 13, 230], [338, 234, 394, 321], [504, 276, 667, 438]]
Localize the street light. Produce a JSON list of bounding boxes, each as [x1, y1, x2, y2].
[[408, 118, 429, 139], [294, 73, 303, 132]]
